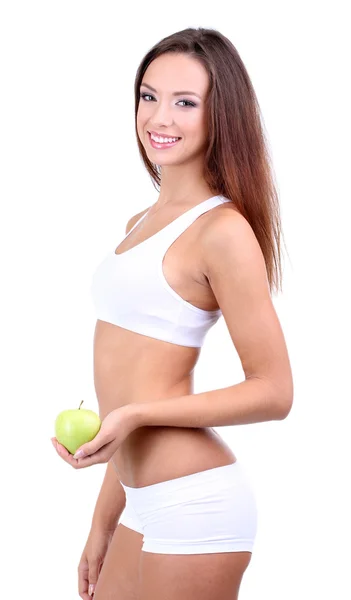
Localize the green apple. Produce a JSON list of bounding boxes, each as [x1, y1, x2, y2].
[[55, 400, 101, 455]]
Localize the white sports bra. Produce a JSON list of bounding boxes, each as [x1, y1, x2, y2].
[[90, 195, 231, 347]]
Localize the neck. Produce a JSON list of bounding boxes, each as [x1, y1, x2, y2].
[[155, 158, 215, 209]]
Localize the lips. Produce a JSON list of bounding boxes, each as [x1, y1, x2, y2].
[[147, 131, 182, 149]]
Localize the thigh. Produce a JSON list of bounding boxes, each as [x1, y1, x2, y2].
[[139, 550, 252, 600], [94, 524, 143, 600]]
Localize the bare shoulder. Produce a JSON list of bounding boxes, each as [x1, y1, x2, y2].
[[200, 202, 260, 268], [198, 202, 246, 266], [125, 206, 151, 234], [199, 202, 269, 311]]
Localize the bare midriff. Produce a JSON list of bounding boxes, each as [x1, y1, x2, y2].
[[93, 199, 237, 488]]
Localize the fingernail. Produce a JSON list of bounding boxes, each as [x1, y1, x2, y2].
[[73, 449, 85, 459], [88, 583, 95, 596]]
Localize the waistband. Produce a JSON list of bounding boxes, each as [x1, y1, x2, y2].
[[120, 461, 246, 504]]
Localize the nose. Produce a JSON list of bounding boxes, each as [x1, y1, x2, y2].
[[149, 100, 173, 128]]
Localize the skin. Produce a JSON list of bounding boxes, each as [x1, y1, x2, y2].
[[137, 52, 215, 209], [52, 52, 270, 600], [52, 52, 237, 473]]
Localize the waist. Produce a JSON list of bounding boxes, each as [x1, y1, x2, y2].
[[112, 425, 237, 488]]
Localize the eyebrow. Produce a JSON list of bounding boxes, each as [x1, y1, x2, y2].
[[140, 82, 202, 99]]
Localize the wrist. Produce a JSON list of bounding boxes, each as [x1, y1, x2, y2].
[[91, 514, 120, 534], [126, 402, 148, 430]]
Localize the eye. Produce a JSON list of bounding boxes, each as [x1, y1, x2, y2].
[[177, 100, 196, 107], [140, 93, 196, 108], [140, 93, 154, 101]]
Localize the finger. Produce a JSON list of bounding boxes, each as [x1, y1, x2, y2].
[[51, 437, 80, 468], [56, 442, 71, 458], [78, 561, 90, 600], [51, 437, 70, 457], [88, 558, 101, 597], [73, 440, 116, 469], [73, 430, 115, 460]]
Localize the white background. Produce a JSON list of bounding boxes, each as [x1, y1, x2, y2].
[[1, 1, 350, 599]]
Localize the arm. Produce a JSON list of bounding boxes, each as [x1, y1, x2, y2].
[[132, 210, 293, 429], [91, 460, 126, 531], [70, 211, 294, 467]]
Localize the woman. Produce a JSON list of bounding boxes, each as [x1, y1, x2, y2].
[[52, 27, 293, 600]]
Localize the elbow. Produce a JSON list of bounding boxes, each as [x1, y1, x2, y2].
[[251, 374, 294, 421], [275, 387, 294, 420], [270, 379, 294, 420], [276, 397, 293, 420]]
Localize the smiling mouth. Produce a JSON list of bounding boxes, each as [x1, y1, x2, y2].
[[147, 131, 182, 148]]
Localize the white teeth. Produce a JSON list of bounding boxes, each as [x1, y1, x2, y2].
[[150, 133, 180, 144]]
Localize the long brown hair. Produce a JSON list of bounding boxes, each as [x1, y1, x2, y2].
[[134, 27, 288, 296]]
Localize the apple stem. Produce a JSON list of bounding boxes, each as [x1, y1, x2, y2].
[[79, 400, 84, 410]]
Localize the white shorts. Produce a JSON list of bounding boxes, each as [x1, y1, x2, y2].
[[118, 461, 258, 555]]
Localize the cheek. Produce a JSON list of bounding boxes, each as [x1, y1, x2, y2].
[[186, 114, 207, 141], [136, 103, 146, 127], [136, 114, 147, 142], [137, 101, 152, 122]]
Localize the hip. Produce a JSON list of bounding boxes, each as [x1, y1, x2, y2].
[[118, 460, 258, 554]]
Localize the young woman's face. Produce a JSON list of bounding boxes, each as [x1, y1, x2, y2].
[[137, 53, 210, 167]]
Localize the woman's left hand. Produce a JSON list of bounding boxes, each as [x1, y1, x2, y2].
[[51, 405, 138, 469]]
